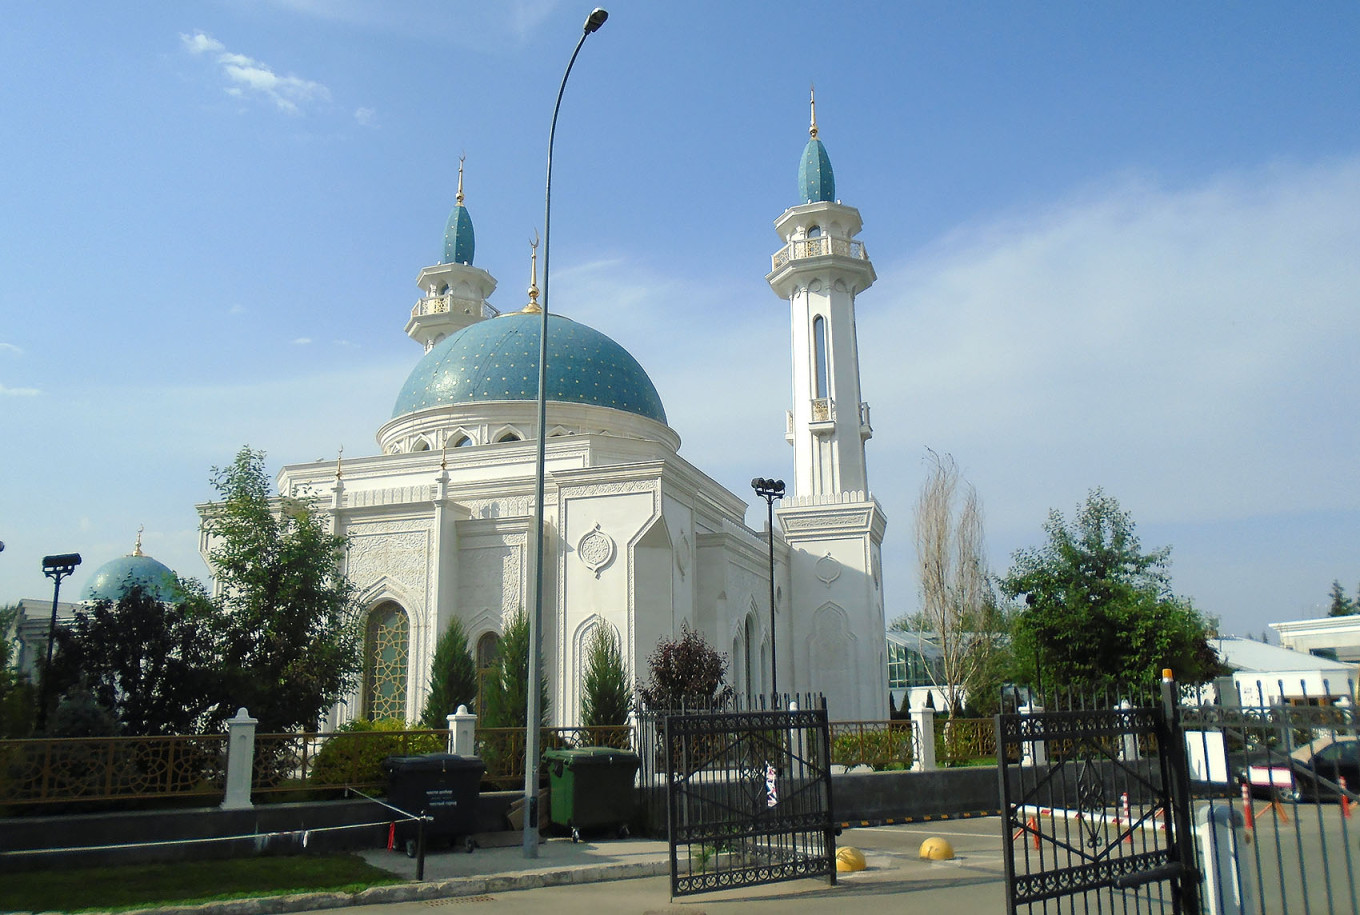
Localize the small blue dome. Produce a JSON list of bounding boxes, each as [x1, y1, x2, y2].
[[82, 553, 182, 604], [442, 204, 475, 266], [392, 312, 667, 425], [799, 137, 835, 203]]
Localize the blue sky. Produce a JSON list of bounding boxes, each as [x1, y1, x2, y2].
[[2, 1, 1357, 640]]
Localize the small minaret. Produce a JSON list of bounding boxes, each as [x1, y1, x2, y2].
[[405, 157, 499, 351], [766, 89, 876, 499]]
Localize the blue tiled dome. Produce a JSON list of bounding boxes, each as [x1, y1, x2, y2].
[[81, 553, 182, 604], [392, 312, 667, 425], [798, 137, 835, 204]]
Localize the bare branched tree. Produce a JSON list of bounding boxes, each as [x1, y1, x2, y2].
[[911, 450, 1000, 716]]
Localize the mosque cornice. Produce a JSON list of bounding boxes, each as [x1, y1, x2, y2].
[[776, 493, 887, 542]]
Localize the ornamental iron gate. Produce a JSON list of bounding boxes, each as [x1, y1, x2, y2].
[[662, 696, 836, 897], [998, 680, 1199, 913]]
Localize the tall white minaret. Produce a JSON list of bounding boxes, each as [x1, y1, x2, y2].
[[765, 90, 876, 499], [405, 157, 498, 351]]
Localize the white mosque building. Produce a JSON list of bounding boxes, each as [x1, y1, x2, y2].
[[203, 100, 889, 726]]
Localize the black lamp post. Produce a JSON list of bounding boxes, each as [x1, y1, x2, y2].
[[37, 552, 81, 732], [751, 478, 785, 699], [524, 6, 608, 860]]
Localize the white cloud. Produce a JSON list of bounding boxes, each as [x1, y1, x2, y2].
[[0, 343, 22, 355], [180, 31, 331, 115], [0, 384, 39, 397], [293, 337, 313, 345], [354, 107, 377, 127], [864, 157, 1360, 535], [228, 304, 246, 315]]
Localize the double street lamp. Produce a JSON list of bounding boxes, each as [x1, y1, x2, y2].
[[751, 478, 785, 699], [37, 552, 81, 732], [523, 6, 608, 859]]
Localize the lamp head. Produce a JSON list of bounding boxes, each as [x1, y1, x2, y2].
[[42, 553, 82, 576], [584, 8, 608, 33]]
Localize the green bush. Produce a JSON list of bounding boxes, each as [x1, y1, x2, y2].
[[308, 718, 441, 789]]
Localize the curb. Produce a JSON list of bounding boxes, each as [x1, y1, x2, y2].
[[55, 859, 672, 915]]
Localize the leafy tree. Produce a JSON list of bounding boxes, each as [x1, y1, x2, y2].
[[420, 617, 478, 727], [638, 622, 733, 710], [204, 446, 362, 733], [904, 450, 1007, 716], [1328, 580, 1356, 617], [48, 583, 228, 735], [1000, 489, 1222, 696], [0, 604, 37, 738], [581, 624, 631, 727], [481, 608, 549, 729]]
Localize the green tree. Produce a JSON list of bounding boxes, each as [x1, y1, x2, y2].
[[1000, 489, 1222, 695], [48, 583, 228, 735], [204, 446, 362, 733], [481, 608, 548, 729], [581, 624, 631, 727], [1327, 580, 1355, 617], [0, 604, 37, 738], [420, 617, 479, 727], [638, 622, 733, 710]]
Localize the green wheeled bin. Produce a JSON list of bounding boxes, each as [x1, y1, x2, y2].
[[542, 746, 640, 842], [382, 753, 485, 857]]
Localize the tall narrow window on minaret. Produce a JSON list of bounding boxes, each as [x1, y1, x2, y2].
[[813, 315, 829, 399]]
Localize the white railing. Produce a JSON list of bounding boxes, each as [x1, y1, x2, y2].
[[771, 237, 868, 271], [410, 294, 500, 320]]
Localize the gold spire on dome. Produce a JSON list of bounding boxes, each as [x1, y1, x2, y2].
[[456, 155, 466, 206], [335, 445, 344, 480], [521, 234, 543, 314], [132, 525, 144, 557], [809, 84, 819, 139]]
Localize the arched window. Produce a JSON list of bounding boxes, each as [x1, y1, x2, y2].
[[413, 440, 431, 452], [807, 225, 822, 238], [450, 435, 473, 448], [495, 432, 521, 443], [743, 616, 756, 698], [362, 603, 409, 721], [812, 315, 829, 399], [476, 632, 501, 670]]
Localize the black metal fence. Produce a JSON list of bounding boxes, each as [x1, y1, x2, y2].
[[1180, 678, 1360, 914], [997, 682, 1199, 913], [652, 694, 836, 897]]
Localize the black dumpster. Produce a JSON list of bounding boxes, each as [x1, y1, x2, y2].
[[381, 753, 484, 856], [543, 746, 640, 842]]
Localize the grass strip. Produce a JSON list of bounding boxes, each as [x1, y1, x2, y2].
[[0, 853, 404, 913]]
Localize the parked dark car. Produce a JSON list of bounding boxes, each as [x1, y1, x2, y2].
[[1242, 736, 1360, 802]]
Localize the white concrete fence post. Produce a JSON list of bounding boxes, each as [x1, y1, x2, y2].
[[910, 706, 936, 772], [1118, 699, 1141, 761], [1196, 803, 1255, 914], [221, 707, 258, 811], [447, 704, 476, 756], [1020, 703, 1047, 767]]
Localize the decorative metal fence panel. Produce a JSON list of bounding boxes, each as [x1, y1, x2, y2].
[[0, 735, 228, 807], [829, 720, 915, 770], [997, 684, 1199, 913], [663, 696, 836, 897]]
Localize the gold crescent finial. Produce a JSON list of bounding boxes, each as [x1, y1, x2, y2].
[[133, 525, 144, 557], [523, 233, 542, 314], [456, 154, 466, 206], [809, 84, 819, 140], [335, 445, 344, 480], [440, 437, 449, 471]]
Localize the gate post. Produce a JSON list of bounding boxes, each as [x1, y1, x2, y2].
[[1118, 699, 1141, 761], [447, 705, 476, 756], [1019, 702, 1046, 767], [221, 707, 257, 811], [1196, 804, 1255, 915], [1160, 670, 1203, 913], [910, 706, 936, 771]]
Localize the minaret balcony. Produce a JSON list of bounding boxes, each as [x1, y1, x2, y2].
[[771, 236, 869, 272], [411, 293, 500, 321]]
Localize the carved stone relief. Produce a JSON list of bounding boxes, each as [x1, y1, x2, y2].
[[577, 523, 616, 578], [815, 552, 841, 588], [346, 528, 430, 603]]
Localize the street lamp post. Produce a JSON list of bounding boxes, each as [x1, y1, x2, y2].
[[524, 6, 608, 859], [751, 478, 785, 700], [37, 552, 81, 732]]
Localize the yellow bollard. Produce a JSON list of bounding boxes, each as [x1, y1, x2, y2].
[[919, 837, 955, 861], [836, 846, 867, 872]]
